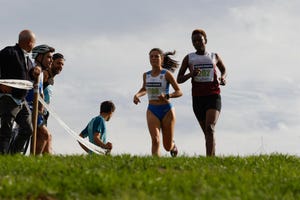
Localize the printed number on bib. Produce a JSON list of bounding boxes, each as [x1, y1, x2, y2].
[[148, 88, 161, 100], [194, 64, 214, 82]]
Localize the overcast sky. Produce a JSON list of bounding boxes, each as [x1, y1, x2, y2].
[[1, 0, 300, 156]]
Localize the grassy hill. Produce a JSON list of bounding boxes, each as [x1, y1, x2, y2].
[[0, 154, 299, 200]]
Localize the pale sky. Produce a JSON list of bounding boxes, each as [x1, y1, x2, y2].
[[1, 0, 300, 156]]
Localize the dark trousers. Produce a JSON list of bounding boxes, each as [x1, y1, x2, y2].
[[0, 95, 32, 154]]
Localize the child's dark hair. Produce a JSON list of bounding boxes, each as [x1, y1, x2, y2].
[[149, 48, 179, 73], [100, 101, 115, 113], [192, 29, 207, 44], [52, 53, 65, 61]]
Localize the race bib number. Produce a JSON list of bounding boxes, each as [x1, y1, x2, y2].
[[147, 82, 162, 100], [193, 64, 214, 82]]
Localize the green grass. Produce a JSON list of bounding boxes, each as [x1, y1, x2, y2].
[[0, 154, 299, 200]]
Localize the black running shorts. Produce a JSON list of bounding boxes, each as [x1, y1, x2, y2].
[[192, 94, 222, 122]]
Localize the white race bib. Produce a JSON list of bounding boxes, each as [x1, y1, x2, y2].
[[146, 82, 162, 100], [193, 64, 214, 82]]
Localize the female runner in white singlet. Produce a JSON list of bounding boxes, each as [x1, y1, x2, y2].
[[133, 48, 182, 157]]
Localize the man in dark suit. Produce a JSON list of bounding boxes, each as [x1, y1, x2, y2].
[[0, 29, 40, 154]]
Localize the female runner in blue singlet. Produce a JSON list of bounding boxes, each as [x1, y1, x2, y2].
[[133, 48, 182, 157]]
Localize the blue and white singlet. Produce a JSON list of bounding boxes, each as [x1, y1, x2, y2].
[[145, 69, 170, 101]]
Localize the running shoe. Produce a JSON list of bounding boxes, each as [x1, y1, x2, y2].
[[170, 143, 178, 157]]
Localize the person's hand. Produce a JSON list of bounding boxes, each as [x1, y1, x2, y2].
[[32, 66, 42, 79], [158, 93, 169, 101], [187, 65, 201, 79], [191, 68, 201, 77], [219, 76, 226, 85], [133, 95, 140, 104], [105, 142, 113, 150], [0, 84, 12, 93]]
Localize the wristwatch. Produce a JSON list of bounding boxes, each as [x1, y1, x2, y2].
[[165, 94, 170, 100]]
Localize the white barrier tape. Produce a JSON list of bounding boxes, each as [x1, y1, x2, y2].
[[38, 96, 105, 155], [0, 79, 33, 90]]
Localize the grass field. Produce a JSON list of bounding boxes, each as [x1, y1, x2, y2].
[[0, 154, 299, 200]]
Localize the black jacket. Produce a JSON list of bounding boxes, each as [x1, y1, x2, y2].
[[0, 44, 34, 99]]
